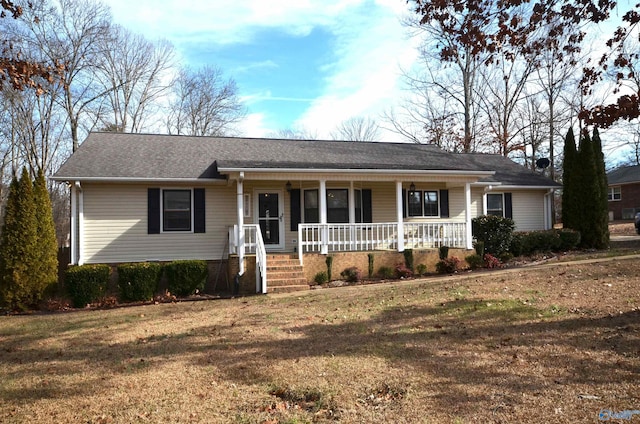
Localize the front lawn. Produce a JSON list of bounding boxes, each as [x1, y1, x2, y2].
[[1, 256, 639, 423]]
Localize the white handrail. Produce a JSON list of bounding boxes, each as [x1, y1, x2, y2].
[[242, 224, 267, 294], [298, 221, 467, 253]]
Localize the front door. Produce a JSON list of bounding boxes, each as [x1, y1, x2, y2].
[[256, 191, 284, 250]]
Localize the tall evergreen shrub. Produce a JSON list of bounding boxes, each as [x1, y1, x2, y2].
[[561, 128, 578, 230], [33, 169, 59, 296], [591, 128, 610, 249], [0, 169, 40, 309]]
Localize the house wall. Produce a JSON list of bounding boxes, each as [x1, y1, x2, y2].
[[78, 181, 550, 267], [472, 188, 547, 231], [80, 182, 235, 264], [608, 183, 640, 220]]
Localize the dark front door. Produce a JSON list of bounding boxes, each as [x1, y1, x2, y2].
[[257, 191, 283, 249]]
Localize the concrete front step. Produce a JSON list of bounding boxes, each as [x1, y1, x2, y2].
[[265, 254, 307, 293], [268, 284, 310, 294], [267, 277, 308, 287]]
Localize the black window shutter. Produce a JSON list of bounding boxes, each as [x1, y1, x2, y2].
[[194, 188, 206, 233], [148, 188, 160, 234], [290, 189, 301, 231], [362, 189, 373, 223], [402, 189, 407, 218], [504, 193, 513, 219], [439, 189, 449, 218]]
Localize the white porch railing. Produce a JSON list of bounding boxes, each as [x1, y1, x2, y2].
[[298, 221, 467, 256], [229, 224, 267, 294]]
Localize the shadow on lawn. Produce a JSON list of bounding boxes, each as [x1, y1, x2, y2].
[[1, 299, 638, 416]]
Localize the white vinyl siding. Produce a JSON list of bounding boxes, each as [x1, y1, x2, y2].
[[81, 183, 235, 264], [510, 190, 545, 231]]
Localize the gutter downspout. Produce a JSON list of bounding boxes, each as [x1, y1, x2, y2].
[[544, 188, 554, 230], [70, 182, 77, 265], [236, 172, 245, 277]]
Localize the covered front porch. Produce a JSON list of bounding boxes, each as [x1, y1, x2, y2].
[[223, 169, 489, 294]]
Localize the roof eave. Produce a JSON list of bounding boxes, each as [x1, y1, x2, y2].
[[217, 166, 495, 177]]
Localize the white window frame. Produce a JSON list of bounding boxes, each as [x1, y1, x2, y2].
[[407, 189, 440, 218], [161, 188, 194, 233], [608, 186, 621, 201]]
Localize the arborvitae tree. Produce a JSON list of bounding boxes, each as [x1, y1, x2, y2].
[[561, 127, 578, 230], [0, 168, 40, 309], [575, 132, 605, 248], [33, 169, 59, 297], [592, 128, 610, 248]]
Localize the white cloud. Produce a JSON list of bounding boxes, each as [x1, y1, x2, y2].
[[236, 112, 271, 138], [105, 0, 365, 45], [294, 2, 418, 141]]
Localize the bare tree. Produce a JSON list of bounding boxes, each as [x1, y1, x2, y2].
[[391, 12, 486, 152], [478, 58, 535, 156], [166, 66, 245, 137], [331, 117, 380, 141], [20, 0, 112, 152], [96, 25, 175, 133], [269, 127, 318, 140]]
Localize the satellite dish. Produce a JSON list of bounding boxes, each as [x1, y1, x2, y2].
[[536, 158, 550, 169]]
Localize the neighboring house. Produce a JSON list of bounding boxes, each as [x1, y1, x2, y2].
[[607, 164, 640, 220], [52, 132, 560, 293]]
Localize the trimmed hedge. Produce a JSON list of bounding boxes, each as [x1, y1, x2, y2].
[[65, 264, 110, 308], [165, 260, 208, 296], [511, 229, 581, 256], [117, 262, 162, 302]]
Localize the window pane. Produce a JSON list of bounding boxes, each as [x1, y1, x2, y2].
[[424, 191, 438, 216], [164, 190, 190, 210], [487, 193, 503, 217], [408, 190, 422, 217], [304, 190, 319, 223], [163, 190, 191, 231], [327, 189, 348, 223]]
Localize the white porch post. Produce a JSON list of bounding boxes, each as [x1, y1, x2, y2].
[[70, 182, 77, 265], [465, 182, 473, 249], [78, 183, 84, 265], [396, 181, 404, 252], [319, 179, 328, 254], [236, 173, 245, 276]]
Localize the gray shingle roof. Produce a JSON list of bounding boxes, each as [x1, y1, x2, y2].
[[607, 164, 640, 185], [463, 153, 561, 187], [52, 132, 559, 188]]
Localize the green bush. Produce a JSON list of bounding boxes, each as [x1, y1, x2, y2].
[[472, 215, 515, 255], [165, 260, 208, 297], [436, 257, 462, 274], [403, 249, 414, 271], [439, 245, 449, 260], [65, 264, 110, 308], [378, 266, 395, 279], [340, 267, 361, 283], [313, 271, 328, 285], [509, 233, 524, 257], [368, 253, 375, 278], [415, 263, 428, 276], [465, 254, 484, 270], [558, 229, 581, 251], [325, 256, 333, 281], [474, 240, 485, 257], [118, 262, 162, 301]]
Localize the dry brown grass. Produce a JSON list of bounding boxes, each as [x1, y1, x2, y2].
[[1, 256, 639, 423]]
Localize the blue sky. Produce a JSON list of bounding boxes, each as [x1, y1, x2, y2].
[[104, 0, 418, 140]]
